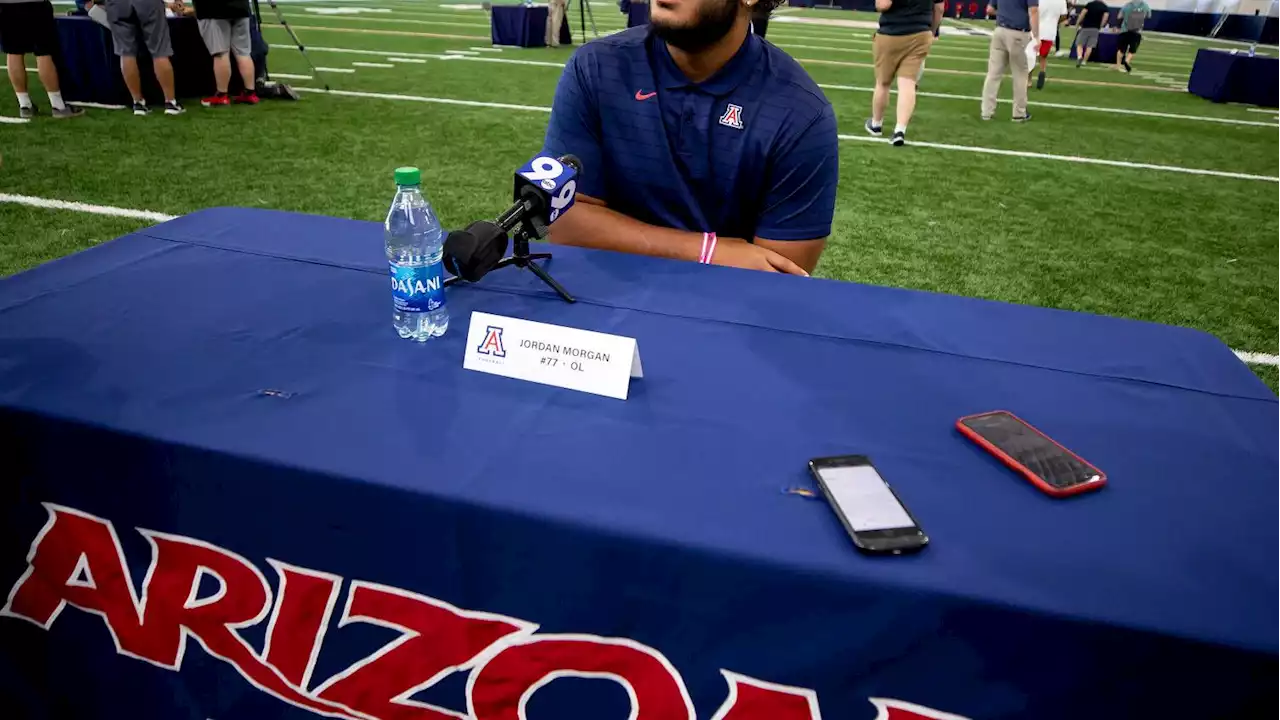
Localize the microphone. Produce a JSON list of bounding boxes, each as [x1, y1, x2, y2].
[[443, 154, 583, 283]]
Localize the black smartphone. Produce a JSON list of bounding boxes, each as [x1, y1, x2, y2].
[[808, 455, 929, 555]]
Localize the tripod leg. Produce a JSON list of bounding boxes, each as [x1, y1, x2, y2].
[[525, 252, 553, 262], [526, 261, 576, 303]]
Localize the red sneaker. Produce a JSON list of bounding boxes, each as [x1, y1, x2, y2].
[[201, 94, 230, 107], [233, 91, 260, 105]]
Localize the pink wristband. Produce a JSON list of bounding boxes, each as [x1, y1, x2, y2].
[[699, 232, 718, 264]]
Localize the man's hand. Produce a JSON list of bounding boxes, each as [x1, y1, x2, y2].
[[712, 238, 808, 275], [986, 4, 997, 17]]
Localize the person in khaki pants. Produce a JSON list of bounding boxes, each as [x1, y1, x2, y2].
[[980, 0, 1039, 122], [546, 0, 567, 47]]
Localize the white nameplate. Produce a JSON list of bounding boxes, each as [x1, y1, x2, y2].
[[463, 312, 643, 400]]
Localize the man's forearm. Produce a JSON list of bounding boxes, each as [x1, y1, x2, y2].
[[1030, 7, 1039, 35], [548, 201, 713, 263]]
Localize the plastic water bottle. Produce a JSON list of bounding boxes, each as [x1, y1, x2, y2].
[[385, 166, 448, 341]]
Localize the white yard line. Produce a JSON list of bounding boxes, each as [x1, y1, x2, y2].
[[313, 67, 358, 73], [71, 101, 128, 110], [352, 61, 395, 68], [386, 57, 427, 63], [0, 193, 175, 222], [819, 83, 1273, 127], [0, 116, 30, 124], [1246, 107, 1279, 114], [469, 46, 503, 52], [292, 86, 552, 112], [271, 43, 564, 66], [443, 50, 480, 55], [1234, 351, 1280, 367], [838, 134, 1279, 183], [270, 72, 314, 79]]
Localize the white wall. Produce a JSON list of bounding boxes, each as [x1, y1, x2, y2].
[[1152, 0, 1277, 15]]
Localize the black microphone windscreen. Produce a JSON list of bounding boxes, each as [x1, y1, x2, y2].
[[559, 154, 583, 174]]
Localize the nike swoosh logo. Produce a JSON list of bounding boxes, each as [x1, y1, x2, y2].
[[634, 90, 657, 101]]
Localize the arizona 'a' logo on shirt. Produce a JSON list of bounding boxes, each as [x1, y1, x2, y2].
[[477, 326, 506, 357], [719, 103, 744, 130]]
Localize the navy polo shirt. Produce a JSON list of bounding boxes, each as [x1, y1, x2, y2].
[[541, 27, 838, 242]]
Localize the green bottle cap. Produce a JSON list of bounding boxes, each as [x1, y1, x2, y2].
[[394, 166, 421, 186]]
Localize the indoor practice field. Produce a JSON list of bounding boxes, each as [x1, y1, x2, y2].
[[1, 0, 1276, 390]]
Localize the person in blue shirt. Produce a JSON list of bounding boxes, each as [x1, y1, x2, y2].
[[540, 0, 838, 275]]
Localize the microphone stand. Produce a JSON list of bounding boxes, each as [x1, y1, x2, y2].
[[444, 194, 576, 304]]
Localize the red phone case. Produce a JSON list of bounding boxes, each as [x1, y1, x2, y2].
[[956, 410, 1106, 498]]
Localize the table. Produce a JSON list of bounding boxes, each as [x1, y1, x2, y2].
[[1189, 48, 1280, 107], [54, 15, 267, 106], [1068, 28, 1119, 65], [0, 208, 1274, 720], [490, 4, 571, 48]]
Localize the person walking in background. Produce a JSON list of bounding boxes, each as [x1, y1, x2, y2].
[[194, 0, 258, 107], [1115, 0, 1149, 72], [1072, 0, 1108, 66], [546, 0, 567, 47], [865, 0, 944, 146], [1033, 0, 1066, 88], [106, 0, 183, 115], [980, 0, 1039, 122], [0, 0, 86, 118]]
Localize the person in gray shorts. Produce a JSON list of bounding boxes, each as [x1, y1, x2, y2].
[[1072, 0, 1108, 67], [105, 0, 182, 115], [194, 0, 257, 106]]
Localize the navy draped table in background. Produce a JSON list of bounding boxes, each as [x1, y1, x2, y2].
[[0, 208, 1274, 720], [1188, 48, 1279, 107], [55, 16, 266, 106], [1068, 30, 1120, 65], [490, 4, 571, 48]]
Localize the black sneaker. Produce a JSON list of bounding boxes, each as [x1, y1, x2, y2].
[[1122, 59, 1132, 73], [18, 104, 36, 119], [1036, 70, 1046, 89], [164, 101, 185, 116], [864, 118, 883, 137], [132, 102, 148, 116], [1076, 59, 1083, 67], [891, 130, 906, 146], [1013, 112, 1032, 122], [52, 105, 85, 119]]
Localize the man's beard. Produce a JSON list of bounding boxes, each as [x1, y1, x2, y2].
[[651, 0, 741, 53]]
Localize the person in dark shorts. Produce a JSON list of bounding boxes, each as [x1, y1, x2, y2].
[[866, 0, 944, 146], [1114, 0, 1149, 73], [1072, 0, 1108, 66], [194, 0, 258, 107], [0, 0, 85, 118], [105, 0, 183, 114]]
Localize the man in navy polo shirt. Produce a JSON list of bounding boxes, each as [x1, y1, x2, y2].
[[540, 0, 838, 275]]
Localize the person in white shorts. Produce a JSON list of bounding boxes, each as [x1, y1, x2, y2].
[[194, 0, 257, 106]]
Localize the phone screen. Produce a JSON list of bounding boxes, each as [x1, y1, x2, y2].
[[960, 413, 1100, 489], [815, 464, 916, 532]]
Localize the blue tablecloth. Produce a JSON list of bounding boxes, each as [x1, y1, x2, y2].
[[1068, 29, 1119, 64], [1188, 48, 1280, 107], [491, 4, 571, 48], [0, 208, 1274, 720], [54, 15, 266, 106]]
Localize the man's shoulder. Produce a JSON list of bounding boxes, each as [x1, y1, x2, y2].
[[757, 41, 833, 122]]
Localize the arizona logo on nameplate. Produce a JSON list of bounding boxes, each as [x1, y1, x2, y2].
[[463, 311, 643, 400]]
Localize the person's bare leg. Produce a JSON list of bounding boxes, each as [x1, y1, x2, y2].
[[1082, 46, 1093, 63], [153, 56, 176, 103], [35, 55, 60, 93], [7, 54, 28, 94], [235, 53, 255, 92], [121, 55, 143, 101], [1039, 54, 1049, 74], [895, 76, 917, 130], [212, 52, 231, 93], [871, 81, 891, 127]]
